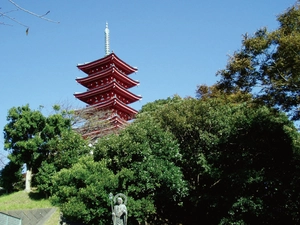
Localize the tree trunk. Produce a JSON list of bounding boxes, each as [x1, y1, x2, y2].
[[25, 168, 32, 192]]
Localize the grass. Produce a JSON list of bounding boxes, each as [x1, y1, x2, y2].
[[0, 190, 60, 225]]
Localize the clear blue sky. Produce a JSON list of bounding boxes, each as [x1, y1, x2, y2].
[[0, 0, 296, 162]]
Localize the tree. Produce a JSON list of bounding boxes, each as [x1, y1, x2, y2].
[[4, 105, 46, 191], [0, 161, 23, 193], [94, 115, 188, 224], [140, 96, 300, 224], [50, 156, 122, 225], [35, 130, 89, 198], [216, 2, 300, 120], [51, 114, 187, 224], [196, 84, 253, 103], [34, 161, 56, 198], [3, 104, 74, 192]]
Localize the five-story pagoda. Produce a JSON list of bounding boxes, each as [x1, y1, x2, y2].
[[74, 23, 141, 138]]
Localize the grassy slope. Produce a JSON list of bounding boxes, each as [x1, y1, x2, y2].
[[0, 191, 60, 225]]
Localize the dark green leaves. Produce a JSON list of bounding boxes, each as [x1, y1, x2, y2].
[[217, 3, 300, 120]]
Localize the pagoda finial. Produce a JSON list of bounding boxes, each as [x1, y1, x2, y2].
[[104, 22, 110, 56]]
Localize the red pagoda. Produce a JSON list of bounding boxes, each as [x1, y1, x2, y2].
[[74, 23, 141, 138]]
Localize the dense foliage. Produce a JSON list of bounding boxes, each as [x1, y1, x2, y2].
[[94, 116, 188, 224], [0, 161, 23, 193], [216, 2, 300, 120], [51, 116, 187, 224], [2, 104, 87, 192], [34, 130, 89, 197], [4, 105, 46, 175], [140, 96, 300, 224], [50, 156, 119, 225], [2, 97, 300, 224]]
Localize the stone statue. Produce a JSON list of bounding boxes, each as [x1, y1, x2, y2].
[[111, 193, 127, 225]]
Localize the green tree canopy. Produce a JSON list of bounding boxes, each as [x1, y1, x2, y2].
[[0, 161, 23, 193], [50, 156, 120, 225], [34, 130, 89, 198], [93, 116, 188, 224], [140, 96, 300, 224], [49, 113, 187, 224], [3, 104, 82, 191], [216, 2, 300, 119], [4, 105, 46, 173]]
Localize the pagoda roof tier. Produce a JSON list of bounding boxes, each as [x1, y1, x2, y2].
[[76, 65, 139, 89], [77, 53, 137, 76], [74, 81, 142, 105], [92, 97, 139, 120]]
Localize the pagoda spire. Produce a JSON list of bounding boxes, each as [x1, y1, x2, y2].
[[104, 22, 110, 56]]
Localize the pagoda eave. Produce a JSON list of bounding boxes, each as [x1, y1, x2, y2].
[[77, 53, 137, 75], [76, 66, 139, 89], [74, 81, 142, 104], [92, 98, 139, 116]]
